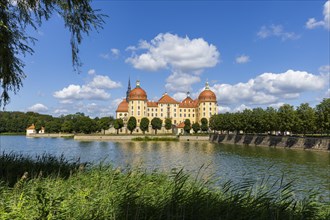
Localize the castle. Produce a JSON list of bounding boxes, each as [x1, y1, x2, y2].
[[115, 79, 218, 134]]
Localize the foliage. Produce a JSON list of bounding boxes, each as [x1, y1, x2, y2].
[[0, 154, 328, 220], [192, 122, 201, 133], [98, 116, 114, 134], [0, 0, 106, 107], [127, 116, 137, 134], [208, 99, 330, 135], [200, 117, 208, 132], [151, 117, 162, 134], [113, 118, 124, 134], [164, 118, 172, 131], [316, 98, 330, 134], [140, 117, 150, 134], [184, 119, 191, 134]]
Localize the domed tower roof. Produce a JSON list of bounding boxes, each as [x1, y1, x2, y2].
[[198, 82, 217, 103], [128, 80, 147, 101], [116, 99, 129, 112]]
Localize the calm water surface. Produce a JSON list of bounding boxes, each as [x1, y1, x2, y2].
[[1, 135, 329, 202]]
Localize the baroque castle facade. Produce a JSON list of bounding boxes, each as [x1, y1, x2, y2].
[[115, 79, 218, 133]]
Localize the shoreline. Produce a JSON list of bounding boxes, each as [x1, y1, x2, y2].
[[210, 134, 330, 152]]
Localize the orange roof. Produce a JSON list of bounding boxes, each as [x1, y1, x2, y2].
[[179, 97, 198, 108], [129, 87, 147, 101], [177, 122, 185, 128], [147, 101, 158, 107], [198, 90, 217, 102], [158, 93, 179, 104], [116, 99, 129, 112], [26, 124, 35, 130]]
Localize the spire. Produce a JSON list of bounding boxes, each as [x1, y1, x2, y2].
[[136, 80, 140, 88], [187, 91, 190, 97], [126, 77, 131, 102], [205, 81, 210, 90]]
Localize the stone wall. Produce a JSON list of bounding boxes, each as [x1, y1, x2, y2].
[[210, 134, 330, 151]]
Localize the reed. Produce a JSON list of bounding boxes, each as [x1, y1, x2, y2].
[[0, 153, 329, 219]]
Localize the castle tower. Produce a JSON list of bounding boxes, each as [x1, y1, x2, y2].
[[126, 77, 131, 102]]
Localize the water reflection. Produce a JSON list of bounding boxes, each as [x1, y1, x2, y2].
[[0, 136, 329, 202]]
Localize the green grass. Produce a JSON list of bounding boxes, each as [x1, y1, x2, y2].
[[0, 153, 329, 219], [132, 136, 179, 141]]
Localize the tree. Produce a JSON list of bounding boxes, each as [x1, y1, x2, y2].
[[183, 119, 191, 134], [265, 107, 278, 134], [164, 118, 172, 132], [192, 122, 200, 134], [296, 103, 316, 135], [315, 98, 330, 135], [200, 118, 208, 133], [140, 117, 149, 134], [0, 1, 105, 107], [277, 104, 297, 134], [127, 116, 137, 134], [98, 116, 114, 134], [61, 121, 73, 133], [151, 117, 162, 134], [113, 118, 124, 134]]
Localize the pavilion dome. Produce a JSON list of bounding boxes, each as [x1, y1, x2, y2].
[[116, 99, 128, 112], [128, 80, 147, 101], [198, 82, 217, 102]]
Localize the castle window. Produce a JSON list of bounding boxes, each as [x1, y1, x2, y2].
[[131, 111, 133, 115], [174, 109, 176, 112], [161, 109, 163, 112], [174, 113, 176, 117], [152, 108, 154, 111], [152, 113, 154, 117], [148, 113, 150, 117], [124, 113, 127, 116], [188, 114, 190, 117], [203, 103, 205, 106], [161, 113, 163, 117], [119, 113, 122, 116], [180, 109, 182, 112], [174, 120, 176, 124], [184, 114, 186, 117], [138, 106, 140, 110], [210, 108, 212, 111], [184, 109, 186, 112], [131, 106, 133, 110], [193, 114, 194, 117], [138, 111, 140, 116], [180, 114, 182, 117], [203, 113, 205, 116], [155, 113, 157, 117], [188, 109, 190, 112]]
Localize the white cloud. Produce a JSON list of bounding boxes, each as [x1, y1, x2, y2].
[[88, 69, 96, 75], [269, 102, 286, 109], [235, 55, 250, 64], [88, 75, 122, 89], [212, 69, 327, 105], [319, 65, 330, 74], [257, 25, 300, 41], [218, 106, 231, 113], [27, 103, 48, 113], [233, 104, 251, 112], [111, 48, 120, 57], [126, 33, 219, 92], [53, 109, 69, 115], [325, 89, 330, 97], [173, 92, 189, 101], [127, 33, 219, 72], [165, 72, 201, 92], [53, 84, 111, 101], [100, 53, 110, 60], [306, 1, 330, 30]]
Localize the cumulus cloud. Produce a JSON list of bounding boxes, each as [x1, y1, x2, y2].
[[165, 72, 201, 92], [319, 65, 330, 74], [235, 55, 250, 64], [233, 104, 251, 112], [100, 48, 121, 60], [173, 92, 189, 102], [88, 69, 96, 75], [28, 103, 48, 113], [211, 69, 327, 105], [88, 75, 122, 89], [54, 69, 121, 103], [126, 33, 220, 92], [54, 85, 111, 101], [257, 25, 300, 41], [218, 106, 231, 113], [306, 1, 330, 30]]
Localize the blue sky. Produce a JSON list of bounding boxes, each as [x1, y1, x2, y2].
[[5, 0, 330, 117]]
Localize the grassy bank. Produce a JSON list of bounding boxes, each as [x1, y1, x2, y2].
[[0, 132, 25, 135], [0, 153, 329, 219], [132, 136, 179, 141]]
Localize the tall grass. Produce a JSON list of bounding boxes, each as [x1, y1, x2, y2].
[[0, 153, 329, 219]]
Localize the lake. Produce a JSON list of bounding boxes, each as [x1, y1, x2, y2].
[[1, 135, 329, 202]]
